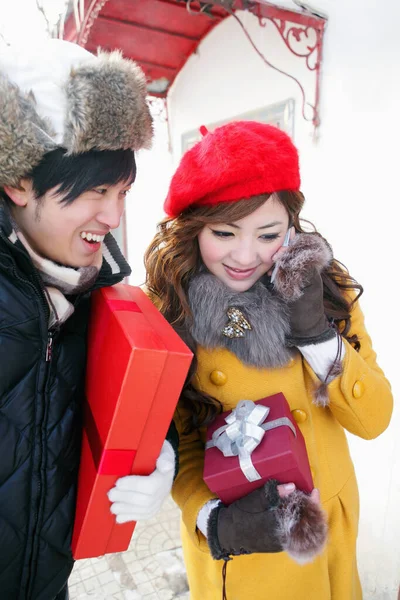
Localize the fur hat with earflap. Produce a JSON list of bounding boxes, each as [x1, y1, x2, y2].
[[0, 39, 153, 188]]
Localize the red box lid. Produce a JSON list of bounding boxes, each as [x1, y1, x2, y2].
[[86, 285, 192, 452]]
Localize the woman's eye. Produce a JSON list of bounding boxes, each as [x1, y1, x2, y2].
[[94, 188, 108, 195], [210, 230, 234, 238], [259, 233, 280, 241], [121, 189, 131, 197]]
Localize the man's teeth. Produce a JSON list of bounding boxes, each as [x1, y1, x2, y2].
[[80, 232, 105, 243]]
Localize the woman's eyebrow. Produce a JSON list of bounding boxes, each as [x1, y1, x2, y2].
[[221, 220, 283, 229], [257, 221, 283, 230], [224, 223, 240, 229]]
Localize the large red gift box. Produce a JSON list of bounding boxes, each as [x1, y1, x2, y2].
[[72, 284, 192, 559], [203, 393, 313, 505]]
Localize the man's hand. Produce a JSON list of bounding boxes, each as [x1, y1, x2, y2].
[[107, 440, 175, 523]]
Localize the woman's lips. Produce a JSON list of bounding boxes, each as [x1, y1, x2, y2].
[[223, 264, 258, 280]]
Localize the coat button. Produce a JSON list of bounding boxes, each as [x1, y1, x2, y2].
[[352, 381, 364, 399], [210, 370, 227, 386], [291, 409, 307, 423]]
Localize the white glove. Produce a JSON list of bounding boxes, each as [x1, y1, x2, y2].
[[107, 440, 176, 523], [197, 499, 221, 537]]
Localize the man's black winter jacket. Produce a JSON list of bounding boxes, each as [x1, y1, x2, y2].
[[0, 206, 130, 599]]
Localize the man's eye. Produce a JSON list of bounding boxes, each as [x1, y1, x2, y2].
[[210, 230, 234, 238]]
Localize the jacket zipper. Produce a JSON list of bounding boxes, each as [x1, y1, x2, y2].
[[25, 328, 55, 600], [0, 240, 53, 600], [26, 288, 54, 600], [46, 331, 53, 362]]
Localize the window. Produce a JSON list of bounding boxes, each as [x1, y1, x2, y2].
[[181, 98, 295, 154]]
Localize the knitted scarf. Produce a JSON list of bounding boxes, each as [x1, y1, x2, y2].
[[8, 223, 127, 328]]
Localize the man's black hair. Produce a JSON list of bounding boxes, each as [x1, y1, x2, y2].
[[2, 147, 136, 205]]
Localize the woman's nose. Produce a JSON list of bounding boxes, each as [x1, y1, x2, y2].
[[230, 243, 257, 266]]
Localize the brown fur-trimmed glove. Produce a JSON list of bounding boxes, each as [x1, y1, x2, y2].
[[285, 268, 336, 346], [207, 480, 327, 564], [272, 233, 336, 346]]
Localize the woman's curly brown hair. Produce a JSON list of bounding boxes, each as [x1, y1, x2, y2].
[[144, 191, 363, 433]]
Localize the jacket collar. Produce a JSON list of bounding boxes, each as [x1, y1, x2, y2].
[[0, 202, 13, 238]]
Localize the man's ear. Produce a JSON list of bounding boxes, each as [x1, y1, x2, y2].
[[3, 179, 33, 207]]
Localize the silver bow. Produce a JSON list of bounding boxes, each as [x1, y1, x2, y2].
[[206, 400, 296, 482]]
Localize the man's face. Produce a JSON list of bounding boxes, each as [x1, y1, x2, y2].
[[6, 179, 131, 267]]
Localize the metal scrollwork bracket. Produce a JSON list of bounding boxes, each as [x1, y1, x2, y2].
[[248, 2, 326, 132]]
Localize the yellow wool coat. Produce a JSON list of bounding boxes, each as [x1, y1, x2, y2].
[[171, 299, 393, 600]]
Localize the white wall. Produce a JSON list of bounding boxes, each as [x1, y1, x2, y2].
[[125, 114, 173, 285], [128, 1, 400, 597]]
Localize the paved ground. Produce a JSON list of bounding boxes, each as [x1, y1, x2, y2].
[[69, 496, 189, 600], [70, 497, 398, 600]]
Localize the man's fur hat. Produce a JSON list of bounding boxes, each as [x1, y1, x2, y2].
[[0, 39, 153, 187]]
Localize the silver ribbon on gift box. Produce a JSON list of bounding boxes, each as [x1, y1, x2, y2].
[[205, 399, 296, 483]]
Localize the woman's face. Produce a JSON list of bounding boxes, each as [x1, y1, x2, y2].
[[198, 196, 290, 292], [7, 179, 131, 268]]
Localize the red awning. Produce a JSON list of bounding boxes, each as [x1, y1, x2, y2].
[[63, 1, 325, 98], [64, 0, 228, 96]]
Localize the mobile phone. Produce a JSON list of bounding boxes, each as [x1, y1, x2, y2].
[[270, 228, 291, 284]]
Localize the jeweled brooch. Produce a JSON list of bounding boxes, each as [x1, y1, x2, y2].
[[222, 307, 252, 338]]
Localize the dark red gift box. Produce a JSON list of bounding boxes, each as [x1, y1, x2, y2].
[[71, 284, 192, 559], [203, 393, 313, 505]]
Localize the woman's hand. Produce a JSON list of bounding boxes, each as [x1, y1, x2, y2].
[[207, 480, 327, 563], [268, 227, 296, 276], [285, 268, 336, 346], [278, 483, 319, 505], [269, 232, 336, 346]]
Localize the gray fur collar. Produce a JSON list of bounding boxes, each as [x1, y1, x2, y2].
[[187, 273, 293, 369]]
